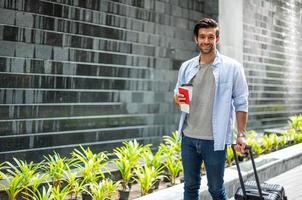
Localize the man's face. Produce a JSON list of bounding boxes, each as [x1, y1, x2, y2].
[[195, 28, 220, 54]]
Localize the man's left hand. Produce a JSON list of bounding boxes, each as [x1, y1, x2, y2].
[[235, 135, 247, 154]]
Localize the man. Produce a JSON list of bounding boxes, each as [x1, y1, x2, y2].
[[173, 18, 248, 200]]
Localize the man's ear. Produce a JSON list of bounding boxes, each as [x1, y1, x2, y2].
[[194, 36, 198, 44], [216, 36, 220, 44]]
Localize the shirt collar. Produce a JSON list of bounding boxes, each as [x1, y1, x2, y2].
[[212, 50, 222, 67], [193, 50, 222, 68]]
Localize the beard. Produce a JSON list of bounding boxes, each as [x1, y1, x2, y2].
[[197, 44, 215, 54]]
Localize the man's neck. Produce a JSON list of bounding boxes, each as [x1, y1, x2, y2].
[[199, 51, 216, 65]]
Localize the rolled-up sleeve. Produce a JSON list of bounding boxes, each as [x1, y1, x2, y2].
[[232, 64, 249, 112]]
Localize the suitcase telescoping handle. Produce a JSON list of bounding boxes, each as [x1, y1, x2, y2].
[[231, 145, 264, 199]]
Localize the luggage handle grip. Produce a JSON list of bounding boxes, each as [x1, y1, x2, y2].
[[231, 144, 264, 199]]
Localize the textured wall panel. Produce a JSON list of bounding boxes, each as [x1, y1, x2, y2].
[[0, 0, 218, 161], [243, 0, 302, 129]]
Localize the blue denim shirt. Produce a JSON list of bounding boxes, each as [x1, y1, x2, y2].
[[174, 51, 248, 151]]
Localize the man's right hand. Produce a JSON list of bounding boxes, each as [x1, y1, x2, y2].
[[174, 93, 186, 105]]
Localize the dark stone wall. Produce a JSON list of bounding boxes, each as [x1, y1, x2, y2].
[[0, 0, 219, 161], [243, 0, 302, 130]]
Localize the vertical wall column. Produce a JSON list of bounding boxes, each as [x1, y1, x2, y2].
[[219, 0, 243, 63]]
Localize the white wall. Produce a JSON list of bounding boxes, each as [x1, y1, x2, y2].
[[219, 0, 243, 63]]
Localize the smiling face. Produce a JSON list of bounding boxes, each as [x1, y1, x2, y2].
[[194, 27, 220, 55]]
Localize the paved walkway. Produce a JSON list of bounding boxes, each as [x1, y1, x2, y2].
[[266, 164, 302, 200]]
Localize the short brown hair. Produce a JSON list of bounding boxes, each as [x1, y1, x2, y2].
[[194, 18, 219, 38]]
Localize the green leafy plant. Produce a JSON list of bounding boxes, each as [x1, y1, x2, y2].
[[298, 133, 302, 143], [71, 145, 109, 184], [162, 131, 181, 154], [289, 115, 302, 131], [62, 167, 86, 200], [226, 146, 234, 167], [4, 158, 43, 184], [51, 184, 70, 200], [43, 152, 71, 187], [0, 174, 24, 200], [134, 165, 164, 195], [113, 140, 150, 191], [143, 146, 163, 170], [248, 138, 264, 156], [114, 149, 134, 191], [262, 135, 273, 153], [22, 185, 53, 200], [269, 134, 280, 150], [245, 130, 265, 155], [142, 147, 165, 188], [245, 130, 257, 140], [159, 132, 182, 165], [2, 158, 44, 199], [83, 179, 120, 200], [293, 132, 302, 144], [115, 140, 150, 166], [164, 155, 182, 185], [0, 162, 5, 180], [287, 129, 296, 144], [280, 132, 288, 147], [100, 179, 120, 199], [24, 173, 49, 199]]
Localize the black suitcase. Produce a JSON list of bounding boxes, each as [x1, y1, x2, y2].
[[231, 145, 287, 200], [244, 181, 286, 200]]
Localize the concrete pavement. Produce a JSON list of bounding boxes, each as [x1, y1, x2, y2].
[[266, 164, 302, 200]]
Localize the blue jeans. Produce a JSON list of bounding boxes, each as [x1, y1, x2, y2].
[[181, 135, 227, 200]]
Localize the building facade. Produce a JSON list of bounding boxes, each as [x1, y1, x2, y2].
[[0, 0, 301, 161]]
